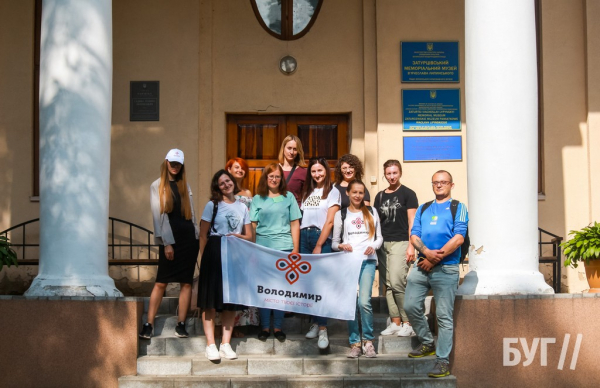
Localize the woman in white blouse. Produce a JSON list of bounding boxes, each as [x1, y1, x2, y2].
[[300, 156, 341, 350], [332, 180, 383, 358]]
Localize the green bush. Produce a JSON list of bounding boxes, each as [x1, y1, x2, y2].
[[0, 235, 18, 271], [562, 221, 600, 268]]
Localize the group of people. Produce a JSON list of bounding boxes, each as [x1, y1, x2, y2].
[[139, 136, 468, 379]]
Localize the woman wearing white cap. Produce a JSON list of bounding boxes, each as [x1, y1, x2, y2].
[[140, 148, 200, 340]]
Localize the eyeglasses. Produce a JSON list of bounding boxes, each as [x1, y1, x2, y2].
[[432, 181, 451, 186], [268, 175, 282, 181]]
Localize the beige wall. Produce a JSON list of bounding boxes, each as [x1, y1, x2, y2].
[[0, 0, 38, 232], [1, 0, 599, 295], [375, 0, 467, 204], [199, 0, 366, 200], [538, 0, 593, 292]]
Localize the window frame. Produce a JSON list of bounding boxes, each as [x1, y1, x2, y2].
[[250, 0, 323, 41]]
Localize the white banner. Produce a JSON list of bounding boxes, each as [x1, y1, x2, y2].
[[221, 236, 364, 320]]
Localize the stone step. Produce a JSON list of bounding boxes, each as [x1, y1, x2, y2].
[[143, 313, 397, 338], [140, 334, 422, 357], [135, 354, 440, 377], [145, 297, 395, 316], [119, 374, 457, 388]]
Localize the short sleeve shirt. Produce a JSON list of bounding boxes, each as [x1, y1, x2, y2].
[[283, 166, 307, 207], [374, 185, 418, 241], [300, 186, 342, 231], [250, 192, 302, 250], [201, 200, 250, 236]]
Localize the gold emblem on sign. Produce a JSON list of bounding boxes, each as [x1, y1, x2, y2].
[[427, 43, 434, 51], [430, 90, 437, 99]]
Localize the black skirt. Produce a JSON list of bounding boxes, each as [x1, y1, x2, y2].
[[156, 181, 199, 284], [197, 235, 244, 312]]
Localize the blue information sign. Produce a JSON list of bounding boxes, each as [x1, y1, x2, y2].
[[401, 42, 459, 83], [402, 89, 461, 131], [403, 136, 462, 162]]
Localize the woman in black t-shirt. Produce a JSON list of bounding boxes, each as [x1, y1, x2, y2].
[[373, 159, 418, 337], [334, 154, 371, 209]]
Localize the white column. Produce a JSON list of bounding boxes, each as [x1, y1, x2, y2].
[[25, 0, 121, 297], [459, 0, 553, 295]]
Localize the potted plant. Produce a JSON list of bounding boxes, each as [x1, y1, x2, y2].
[[0, 235, 18, 271], [562, 221, 600, 290]]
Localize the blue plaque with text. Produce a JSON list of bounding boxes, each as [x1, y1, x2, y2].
[[403, 136, 462, 162], [402, 89, 461, 131], [401, 42, 459, 83]]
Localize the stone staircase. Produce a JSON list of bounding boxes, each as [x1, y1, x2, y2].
[[119, 297, 457, 387]]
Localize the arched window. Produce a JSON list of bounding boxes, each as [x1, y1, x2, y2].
[[251, 0, 323, 41]]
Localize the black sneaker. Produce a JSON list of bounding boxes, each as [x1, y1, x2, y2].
[[428, 361, 450, 378], [139, 323, 153, 339], [175, 321, 189, 338], [408, 342, 436, 358]]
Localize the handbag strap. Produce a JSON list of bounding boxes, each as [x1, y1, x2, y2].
[[286, 165, 297, 184]]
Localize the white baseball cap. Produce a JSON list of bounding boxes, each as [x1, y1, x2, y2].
[[165, 148, 184, 165]]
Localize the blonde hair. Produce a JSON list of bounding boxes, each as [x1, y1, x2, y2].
[[278, 135, 307, 167], [347, 180, 375, 240], [159, 161, 192, 220]]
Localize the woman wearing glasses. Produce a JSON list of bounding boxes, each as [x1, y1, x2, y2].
[[374, 159, 419, 338], [278, 135, 307, 207], [300, 157, 341, 350], [250, 163, 302, 341], [334, 154, 371, 209], [140, 149, 200, 340]]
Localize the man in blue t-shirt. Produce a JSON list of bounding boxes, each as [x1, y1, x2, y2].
[[404, 170, 468, 378]]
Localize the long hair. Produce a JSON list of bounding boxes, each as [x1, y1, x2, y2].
[[302, 157, 333, 202], [159, 161, 192, 220], [256, 163, 287, 198], [209, 169, 240, 202], [278, 135, 307, 167], [347, 180, 375, 240], [225, 157, 250, 193], [334, 154, 365, 184]]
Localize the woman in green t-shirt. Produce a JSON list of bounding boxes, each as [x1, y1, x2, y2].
[[250, 163, 302, 341]]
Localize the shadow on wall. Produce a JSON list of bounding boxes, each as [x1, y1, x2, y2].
[[0, 299, 141, 388]]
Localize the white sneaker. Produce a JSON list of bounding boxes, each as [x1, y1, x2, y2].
[[397, 323, 416, 337], [305, 323, 319, 339], [219, 343, 237, 360], [205, 344, 221, 361], [317, 329, 329, 349], [381, 322, 402, 336]]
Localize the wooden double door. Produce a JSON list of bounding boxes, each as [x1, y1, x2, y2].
[[226, 114, 349, 194]]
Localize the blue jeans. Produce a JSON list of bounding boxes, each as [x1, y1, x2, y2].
[[259, 248, 290, 330], [404, 263, 459, 363], [348, 260, 376, 344], [300, 227, 331, 327], [259, 308, 285, 330]]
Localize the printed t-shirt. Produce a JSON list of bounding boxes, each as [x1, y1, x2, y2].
[[300, 186, 341, 236], [250, 192, 302, 250], [332, 209, 383, 261], [283, 166, 306, 207], [411, 198, 468, 265], [374, 185, 418, 241], [335, 183, 371, 209], [201, 200, 250, 236]]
